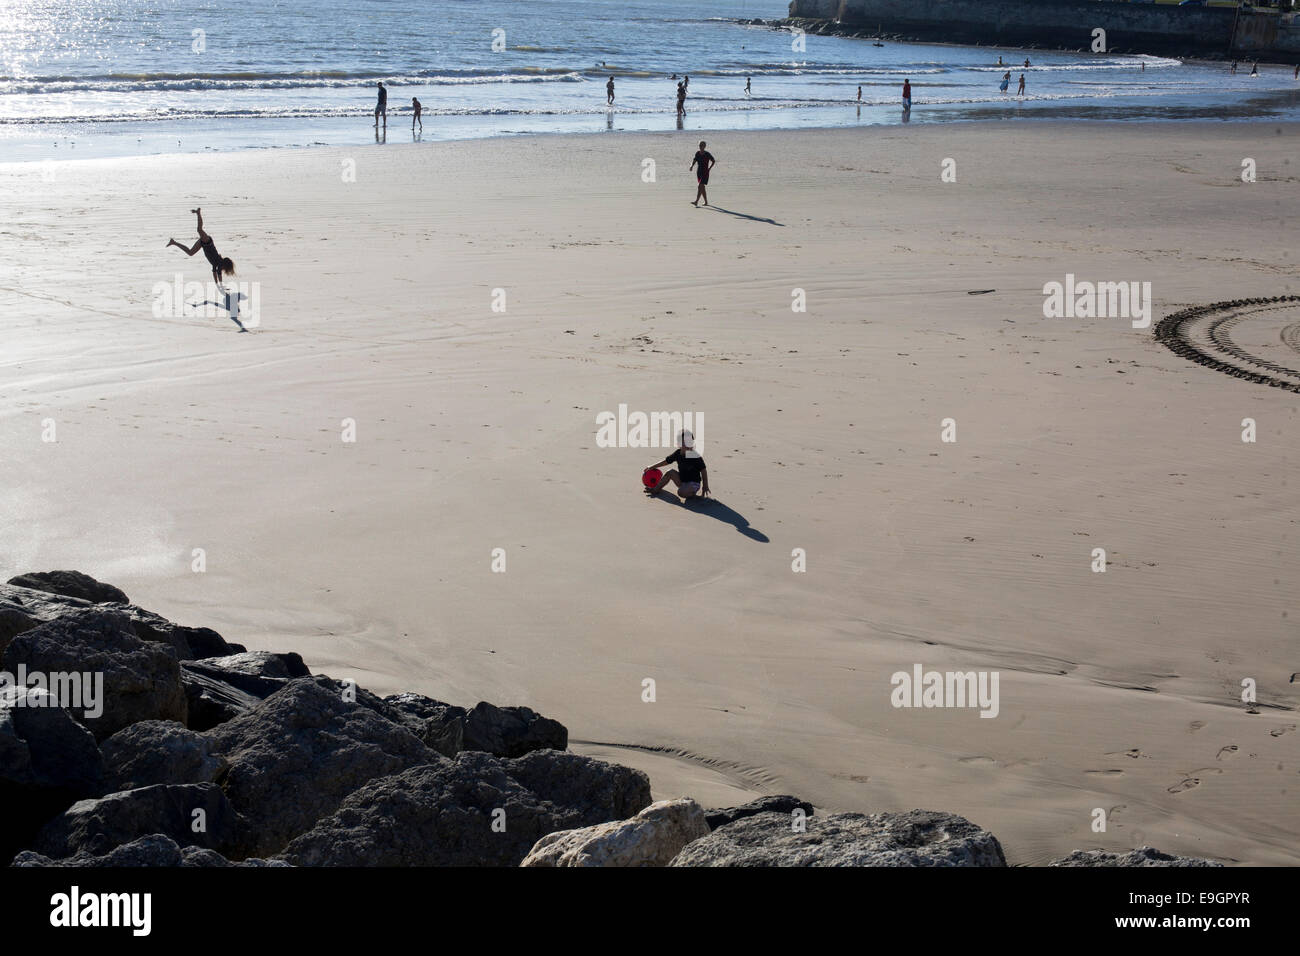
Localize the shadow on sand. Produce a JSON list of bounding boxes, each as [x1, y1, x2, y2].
[[192, 293, 249, 332], [649, 491, 769, 542], [707, 205, 784, 227]]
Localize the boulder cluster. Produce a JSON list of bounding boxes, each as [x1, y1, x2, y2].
[[2, 571, 1221, 867]]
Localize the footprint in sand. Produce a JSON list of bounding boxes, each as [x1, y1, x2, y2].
[[1216, 745, 1239, 760], [1271, 725, 1296, 737], [1188, 720, 1206, 733], [1104, 748, 1146, 759], [1168, 777, 1200, 794], [1085, 769, 1124, 777]]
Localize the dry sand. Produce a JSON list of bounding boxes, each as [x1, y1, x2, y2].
[[2, 121, 1297, 865]]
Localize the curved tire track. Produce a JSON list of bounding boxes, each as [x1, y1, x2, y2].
[[1155, 295, 1300, 394]]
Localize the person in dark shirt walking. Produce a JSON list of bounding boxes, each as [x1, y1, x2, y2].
[[645, 431, 710, 500], [690, 140, 714, 207]]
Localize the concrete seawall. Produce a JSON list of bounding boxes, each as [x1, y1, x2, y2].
[[785, 0, 1300, 61]]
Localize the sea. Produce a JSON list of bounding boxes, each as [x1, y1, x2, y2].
[[2, 0, 1298, 162]]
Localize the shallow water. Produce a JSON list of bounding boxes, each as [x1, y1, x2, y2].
[[2, 0, 1298, 161]]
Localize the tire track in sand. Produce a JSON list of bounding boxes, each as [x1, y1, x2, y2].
[[1155, 295, 1300, 394]]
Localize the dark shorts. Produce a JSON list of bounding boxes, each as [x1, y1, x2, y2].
[[697, 172, 709, 185]]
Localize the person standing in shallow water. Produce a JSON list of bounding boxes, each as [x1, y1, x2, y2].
[[607, 75, 615, 105], [411, 97, 422, 131], [1017, 73, 1025, 96], [374, 81, 387, 127], [902, 78, 911, 109], [690, 140, 714, 207]]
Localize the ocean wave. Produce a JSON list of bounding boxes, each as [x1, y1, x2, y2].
[[0, 68, 591, 95], [0, 86, 1205, 126]]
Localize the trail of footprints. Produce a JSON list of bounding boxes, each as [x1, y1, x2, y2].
[[1091, 722, 1297, 795]]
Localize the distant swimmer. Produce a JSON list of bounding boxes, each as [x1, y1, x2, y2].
[[1018, 73, 1026, 96], [374, 81, 387, 128], [1024, 58, 1031, 68], [745, 76, 752, 96], [999, 71, 1010, 93], [411, 97, 422, 131], [167, 208, 235, 289], [902, 78, 911, 109], [857, 84, 862, 101], [684, 74, 690, 90], [1250, 62, 1258, 76], [690, 140, 715, 207], [997, 56, 1003, 66], [1294, 63, 1298, 79], [607, 75, 615, 105], [676, 81, 686, 114], [671, 73, 677, 80], [1231, 61, 1238, 74]]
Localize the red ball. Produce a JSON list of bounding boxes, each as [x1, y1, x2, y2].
[[642, 468, 662, 488]]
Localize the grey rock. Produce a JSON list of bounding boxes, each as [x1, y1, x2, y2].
[[669, 809, 1007, 867], [279, 749, 652, 867], [504, 749, 650, 820], [179, 649, 312, 731], [34, 783, 241, 859], [179, 664, 266, 731], [11, 833, 287, 867], [0, 581, 242, 661], [101, 720, 226, 791], [0, 686, 106, 862], [522, 797, 711, 867], [706, 794, 816, 830], [1049, 846, 1224, 867], [205, 676, 438, 856], [2, 609, 187, 740], [383, 692, 466, 757], [179, 845, 290, 867], [7, 571, 129, 605], [195, 651, 310, 680], [12, 833, 183, 867], [462, 701, 567, 757]]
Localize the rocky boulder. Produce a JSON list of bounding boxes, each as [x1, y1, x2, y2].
[[462, 701, 567, 758], [7, 571, 129, 605], [383, 692, 465, 757], [505, 749, 651, 821], [33, 783, 241, 859], [11, 833, 287, 867], [101, 720, 226, 791], [204, 677, 439, 856], [669, 810, 1007, 867], [279, 750, 652, 866], [1049, 846, 1223, 867], [0, 580, 242, 662], [521, 797, 710, 867], [0, 686, 105, 863], [2, 609, 187, 740], [705, 794, 816, 830], [197, 651, 310, 680]]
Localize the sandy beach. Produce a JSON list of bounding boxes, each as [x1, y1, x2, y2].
[[2, 121, 1297, 865]]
